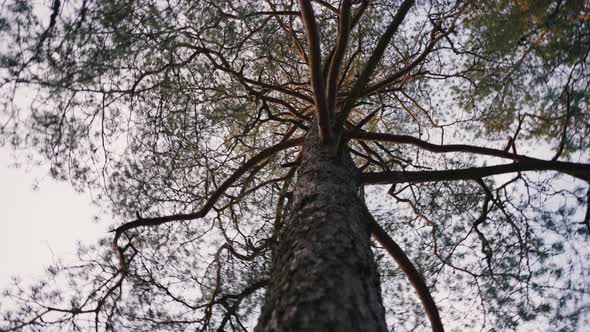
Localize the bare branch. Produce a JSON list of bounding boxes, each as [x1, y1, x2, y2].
[[361, 161, 590, 185], [267, 0, 310, 64], [326, 0, 352, 114], [298, 0, 331, 143], [350, 0, 369, 30], [112, 137, 304, 269], [553, 86, 573, 161], [473, 179, 495, 278], [312, 0, 339, 14], [581, 188, 590, 232], [350, 131, 535, 161], [361, 1, 470, 97], [350, 131, 590, 181], [361, 204, 444, 332]]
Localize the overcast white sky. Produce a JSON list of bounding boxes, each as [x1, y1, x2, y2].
[[0, 148, 107, 287]]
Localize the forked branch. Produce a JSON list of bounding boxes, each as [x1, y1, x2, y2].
[[338, 0, 415, 122], [361, 1, 471, 97]]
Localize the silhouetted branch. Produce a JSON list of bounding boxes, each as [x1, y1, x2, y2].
[[350, 131, 532, 161], [298, 0, 331, 143], [361, 204, 444, 332], [112, 137, 304, 270], [361, 161, 590, 185], [351, 131, 590, 181], [361, 1, 470, 97], [326, 0, 352, 115], [338, 0, 415, 122], [581, 188, 590, 232]]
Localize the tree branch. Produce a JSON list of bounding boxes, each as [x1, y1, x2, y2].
[[298, 0, 331, 143], [350, 0, 369, 30], [267, 0, 310, 64], [326, 0, 352, 115], [361, 161, 590, 185], [349, 131, 535, 161], [361, 204, 444, 332], [112, 137, 304, 269], [581, 188, 590, 232], [321, 0, 368, 80], [312, 0, 339, 14], [199, 47, 313, 103], [350, 131, 590, 182], [361, 1, 470, 97], [338, 0, 415, 123]]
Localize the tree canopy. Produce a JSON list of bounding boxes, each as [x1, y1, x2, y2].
[[1, 0, 589, 331]]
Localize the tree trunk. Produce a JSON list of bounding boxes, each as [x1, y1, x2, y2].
[[255, 129, 387, 332]]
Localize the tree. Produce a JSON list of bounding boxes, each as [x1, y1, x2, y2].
[[1, 0, 589, 330]]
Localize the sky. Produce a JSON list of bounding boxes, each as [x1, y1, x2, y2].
[[0, 148, 107, 287]]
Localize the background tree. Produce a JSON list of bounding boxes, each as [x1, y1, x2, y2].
[[1, 0, 589, 331]]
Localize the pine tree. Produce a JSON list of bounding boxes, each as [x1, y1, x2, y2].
[[1, 0, 589, 331]]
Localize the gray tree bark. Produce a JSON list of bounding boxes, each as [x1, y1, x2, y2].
[[255, 129, 387, 332]]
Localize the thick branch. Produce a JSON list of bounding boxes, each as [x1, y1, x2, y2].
[[582, 188, 590, 231], [350, 131, 590, 181], [298, 0, 331, 143], [350, 0, 369, 30], [361, 204, 444, 332], [321, 0, 367, 80], [326, 0, 352, 114], [361, 161, 590, 185]]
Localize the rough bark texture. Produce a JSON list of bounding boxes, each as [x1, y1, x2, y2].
[[255, 128, 387, 332]]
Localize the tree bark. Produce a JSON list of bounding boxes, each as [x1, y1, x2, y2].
[[255, 129, 387, 332]]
